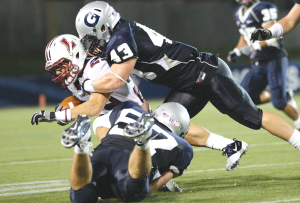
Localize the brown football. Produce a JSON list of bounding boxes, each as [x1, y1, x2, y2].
[[60, 96, 83, 110]]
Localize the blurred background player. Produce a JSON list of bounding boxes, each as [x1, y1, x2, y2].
[[251, 0, 300, 40], [62, 101, 193, 202], [227, 0, 300, 130]]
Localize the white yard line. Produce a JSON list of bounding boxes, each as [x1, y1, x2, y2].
[[0, 187, 70, 197], [250, 199, 300, 203], [186, 162, 300, 173], [0, 158, 72, 166]]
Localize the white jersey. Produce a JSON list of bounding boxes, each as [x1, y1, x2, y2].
[[67, 56, 145, 115]]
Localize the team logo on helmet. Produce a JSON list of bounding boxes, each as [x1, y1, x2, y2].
[[84, 12, 100, 27], [60, 38, 76, 53]]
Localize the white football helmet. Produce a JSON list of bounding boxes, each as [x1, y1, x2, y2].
[[75, 1, 121, 42], [45, 34, 86, 87], [153, 102, 190, 138]]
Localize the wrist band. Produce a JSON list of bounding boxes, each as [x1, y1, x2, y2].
[[233, 48, 241, 56], [83, 80, 96, 93], [55, 109, 72, 121], [268, 23, 283, 38], [265, 38, 277, 46], [252, 41, 261, 50]]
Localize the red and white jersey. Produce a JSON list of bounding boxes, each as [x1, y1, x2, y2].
[[67, 56, 145, 115]]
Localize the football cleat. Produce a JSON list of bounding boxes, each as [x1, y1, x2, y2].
[[222, 138, 248, 171], [287, 89, 298, 110], [61, 115, 92, 155], [158, 180, 183, 192], [123, 112, 155, 146]]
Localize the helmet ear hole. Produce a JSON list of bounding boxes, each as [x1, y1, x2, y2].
[[76, 52, 79, 59], [101, 24, 105, 32]]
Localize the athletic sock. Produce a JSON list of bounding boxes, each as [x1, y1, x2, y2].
[[293, 116, 300, 129], [137, 141, 150, 150], [74, 145, 88, 155], [205, 133, 235, 150], [288, 129, 300, 150]]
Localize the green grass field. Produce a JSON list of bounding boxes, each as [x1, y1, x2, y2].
[[1, 96, 300, 203]]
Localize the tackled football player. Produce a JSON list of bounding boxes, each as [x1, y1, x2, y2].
[[227, 0, 300, 129], [61, 101, 193, 202], [75, 1, 300, 160]]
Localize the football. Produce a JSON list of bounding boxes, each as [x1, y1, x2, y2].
[[60, 96, 83, 110]]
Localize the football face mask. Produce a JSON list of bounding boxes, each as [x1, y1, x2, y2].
[[46, 58, 80, 88]]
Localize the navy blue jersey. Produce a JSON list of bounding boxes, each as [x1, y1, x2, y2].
[[89, 101, 193, 199], [294, 0, 300, 4], [234, 1, 286, 61], [106, 19, 218, 90]]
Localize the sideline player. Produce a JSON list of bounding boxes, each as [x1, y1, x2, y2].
[[31, 34, 249, 171], [62, 101, 193, 202], [227, 0, 300, 129], [74, 1, 300, 157], [251, 0, 300, 41]]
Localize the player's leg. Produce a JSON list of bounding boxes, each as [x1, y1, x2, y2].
[[206, 58, 300, 150], [267, 57, 300, 128], [240, 63, 269, 105], [123, 112, 155, 178], [164, 89, 248, 171], [61, 115, 98, 203]]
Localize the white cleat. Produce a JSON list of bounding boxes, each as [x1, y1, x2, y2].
[[222, 138, 248, 171]]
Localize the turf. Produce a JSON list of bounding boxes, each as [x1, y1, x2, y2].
[[0, 96, 300, 203]]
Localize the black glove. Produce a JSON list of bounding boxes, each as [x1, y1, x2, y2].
[[227, 50, 239, 63], [251, 29, 272, 42], [55, 104, 70, 126], [31, 110, 56, 125]]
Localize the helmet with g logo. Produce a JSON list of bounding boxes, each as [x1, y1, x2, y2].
[[75, 1, 121, 42]]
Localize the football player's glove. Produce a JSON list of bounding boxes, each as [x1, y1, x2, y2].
[[31, 110, 56, 125], [227, 50, 239, 63], [55, 103, 70, 126], [251, 29, 272, 42]]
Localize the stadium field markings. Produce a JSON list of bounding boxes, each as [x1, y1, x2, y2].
[[186, 162, 300, 173], [193, 141, 287, 151], [1, 162, 300, 197], [250, 199, 300, 203], [0, 158, 72, 166]]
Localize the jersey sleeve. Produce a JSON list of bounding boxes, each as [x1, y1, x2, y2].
[[106, 26, 138, 66], [84, 57, 111, 81], [168, 137, 193, 178], [92, 111, 113, 135]]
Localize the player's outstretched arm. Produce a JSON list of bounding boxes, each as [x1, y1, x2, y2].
[[148, 171, 174, 197], [31, 92, 111, 125], [82, 58, 137, 94], [277, 3, 300, 35]]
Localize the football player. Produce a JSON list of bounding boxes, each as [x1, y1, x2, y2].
[[74, 1, 300, 158], [227, 0, 300, 130], [251, 0, 300, 41], [62, 101, 193, 202], [30, 34, 247, 172]]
